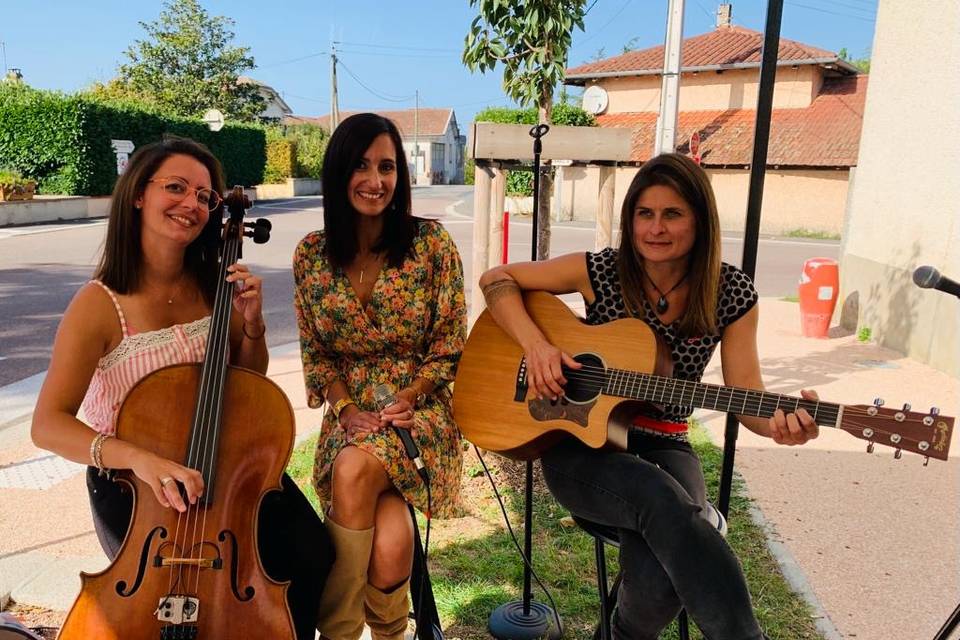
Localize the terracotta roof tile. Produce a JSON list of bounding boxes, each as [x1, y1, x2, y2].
[[567, 25, 844, 78], [596, 75, 867, 167], [284, 108, 454, 137]]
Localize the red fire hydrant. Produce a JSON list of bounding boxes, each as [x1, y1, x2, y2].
[[798, 258, 839, 338]]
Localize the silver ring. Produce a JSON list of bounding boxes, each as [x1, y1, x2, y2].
[[160, 477, 174, 487]]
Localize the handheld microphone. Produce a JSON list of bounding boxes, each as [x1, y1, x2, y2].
[[912, 265, 960, 299], [373, 383, 429, 483]]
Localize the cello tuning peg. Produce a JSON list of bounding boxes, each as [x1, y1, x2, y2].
[[901, 403, 911, 412], [873, 397, 885, 407], [866, 442, 875, 454], [930, 407, 940, 416], [894, 449, 903, 460]]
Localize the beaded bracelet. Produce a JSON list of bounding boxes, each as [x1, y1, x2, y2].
[[90, 432, 112, 477]]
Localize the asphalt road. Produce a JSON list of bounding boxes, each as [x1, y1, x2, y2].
[[0, 185, 838, 387]]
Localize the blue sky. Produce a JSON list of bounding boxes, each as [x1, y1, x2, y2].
[[2, 0, 877, 125]]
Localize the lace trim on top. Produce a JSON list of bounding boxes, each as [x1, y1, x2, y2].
[[98, 317, 211, 370]]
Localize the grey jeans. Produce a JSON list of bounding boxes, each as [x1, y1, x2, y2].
[[541, 432, 764, 640]]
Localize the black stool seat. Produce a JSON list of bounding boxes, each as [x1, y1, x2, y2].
[[571, 515, 620, 548]]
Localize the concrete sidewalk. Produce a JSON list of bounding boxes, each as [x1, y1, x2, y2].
[[1, 300, 958, 639]]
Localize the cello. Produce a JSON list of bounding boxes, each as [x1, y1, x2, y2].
[[58, 188, 297, 639]]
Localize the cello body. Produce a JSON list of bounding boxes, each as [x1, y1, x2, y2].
[[58, 365, 295, 639], [57, 192, 295, 639]]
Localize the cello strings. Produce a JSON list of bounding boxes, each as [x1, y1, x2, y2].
[[191, 226, 239, 595]]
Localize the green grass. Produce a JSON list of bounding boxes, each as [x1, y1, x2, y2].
[[286, 425, 823, 640], [857, 326, 872, 342], [784, 228, 841, 241]]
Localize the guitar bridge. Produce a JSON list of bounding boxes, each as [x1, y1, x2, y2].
[[514, 357, 529, 402]]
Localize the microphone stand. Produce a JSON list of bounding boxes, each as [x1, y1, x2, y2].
[[488, 123, 561, 640]]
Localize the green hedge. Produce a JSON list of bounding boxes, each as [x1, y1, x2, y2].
[[264, 128, 296, 184], [0, 84, 265, 196]]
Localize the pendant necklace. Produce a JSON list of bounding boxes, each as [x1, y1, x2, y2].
[[644, 270, 688, 315], [164, 273, 186, 305], [358, 252, 381, 284]]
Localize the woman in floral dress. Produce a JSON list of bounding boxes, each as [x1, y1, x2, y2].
[[293, 113, 467, 640]]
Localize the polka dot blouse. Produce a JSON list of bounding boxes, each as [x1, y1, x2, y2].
[[584, 247, 758, 425]]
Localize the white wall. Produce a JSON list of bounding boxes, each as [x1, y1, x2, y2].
[[839, 0, 960, 377]]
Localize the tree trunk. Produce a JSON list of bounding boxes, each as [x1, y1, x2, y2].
[[536, 101, 553, 261]]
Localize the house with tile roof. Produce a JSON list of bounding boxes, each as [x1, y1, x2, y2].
[[285, 107, 465, 184], [558, 7, 866, 235], [238, 76, 293, 122]]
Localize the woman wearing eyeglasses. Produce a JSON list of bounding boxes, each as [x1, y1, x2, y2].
[[31, 136, 333, 640]]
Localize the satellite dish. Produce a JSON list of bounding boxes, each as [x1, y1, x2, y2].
[[203, 108, 225, 132], [582, 85, 609, 115]]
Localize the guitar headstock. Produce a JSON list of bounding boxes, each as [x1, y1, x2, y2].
[[840, 402, 954, 463]]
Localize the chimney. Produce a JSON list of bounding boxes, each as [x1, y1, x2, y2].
[[716, 3, 732, 28]]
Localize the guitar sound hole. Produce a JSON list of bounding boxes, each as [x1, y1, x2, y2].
[[563, 353, 604, 403]]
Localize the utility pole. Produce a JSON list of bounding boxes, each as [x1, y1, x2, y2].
[[330, 40, 340, 131], [413, 89, 420, 185], [1, 42, 7, 76], [655, 0, 685, 154]]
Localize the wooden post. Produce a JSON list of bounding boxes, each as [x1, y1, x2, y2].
[[471, 163, 494, 324], [489, 167, 506, 269], [596, 165, 616, 250]]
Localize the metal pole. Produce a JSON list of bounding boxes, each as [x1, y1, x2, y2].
[[718, 0, 784, 517], [414, 90, 420, 185], [330, 41, 340, 131], [654, 0, 686, 155]]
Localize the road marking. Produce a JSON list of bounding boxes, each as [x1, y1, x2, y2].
[[0, 220, 107, 239]]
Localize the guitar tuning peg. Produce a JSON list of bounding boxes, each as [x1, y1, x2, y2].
[[873, 397, 885, 407], [901, 403, 911, 412], [866, 442, 875, 454], [894, 449, 903, 460], [930, 407, 941, 416]]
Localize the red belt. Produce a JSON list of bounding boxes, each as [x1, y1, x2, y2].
[[632, 415, 688, 434]]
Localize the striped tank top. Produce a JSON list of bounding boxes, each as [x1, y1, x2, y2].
[[81, 280, 209, 434]]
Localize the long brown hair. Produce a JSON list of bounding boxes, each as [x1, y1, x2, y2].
[[616, 153, 722, 337], [321, 113, 418, 269], [95, 136, 225, 305]]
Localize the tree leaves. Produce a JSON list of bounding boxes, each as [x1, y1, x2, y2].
[[110, 0, 265, 121], [462, 0, 587, 119]]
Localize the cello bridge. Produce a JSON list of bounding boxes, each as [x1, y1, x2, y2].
[[160, 557, 218, 569]]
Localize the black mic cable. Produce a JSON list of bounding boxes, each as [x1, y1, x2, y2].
[[373, 382, 439, 640], [373, 383, 430, 484]]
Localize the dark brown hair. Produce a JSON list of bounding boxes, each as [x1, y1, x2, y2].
[[95, 136, 225, 305], [616, 153, 722, 337], [321, 113, 418, 268]]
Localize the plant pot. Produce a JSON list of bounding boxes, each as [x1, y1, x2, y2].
[[0, 180, 36, 201]]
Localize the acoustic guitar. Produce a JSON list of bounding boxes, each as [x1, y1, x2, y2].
[[453, 291, 954, 463]]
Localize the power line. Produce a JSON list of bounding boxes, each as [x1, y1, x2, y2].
[[786, 2, 876, 22], [335, 40, 459, 53], [574, 0, 634, 49], [336, 49, 451, 59], [258, 51, 327, 69], [337, 60, 416, 103]]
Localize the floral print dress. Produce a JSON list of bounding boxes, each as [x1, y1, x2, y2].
[[293, 221, 467, 518]]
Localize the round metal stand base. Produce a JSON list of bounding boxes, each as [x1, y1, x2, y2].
[[488, 600, 561, 639]]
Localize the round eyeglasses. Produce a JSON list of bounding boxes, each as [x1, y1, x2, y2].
[[148, 177, 222, 211]]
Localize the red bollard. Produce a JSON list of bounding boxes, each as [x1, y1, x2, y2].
[[502, 211, 509, 265], [798, 257, 839, 338]]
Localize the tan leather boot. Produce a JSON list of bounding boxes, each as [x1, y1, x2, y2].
[[316, 519, 375, 640], [364, 579, 410, 640]]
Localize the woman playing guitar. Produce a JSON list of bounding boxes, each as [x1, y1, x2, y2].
[[478, 153, 819, 640], [31, 136, 332, 639]]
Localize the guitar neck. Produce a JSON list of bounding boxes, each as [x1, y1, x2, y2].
[[604, 369, 842, 428]]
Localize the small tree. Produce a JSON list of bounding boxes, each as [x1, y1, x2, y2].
[[463, 0, 587, 259], [106, 0, 265, 121], [839, 47, 871, 73]]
